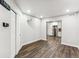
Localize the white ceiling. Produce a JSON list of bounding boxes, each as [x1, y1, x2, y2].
[[15, 0, 79, 18]]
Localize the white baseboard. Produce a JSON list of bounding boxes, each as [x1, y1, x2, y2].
[[41, 37, 47, 40], [20, 39, 45, 51], [22, 39, 40, 46], [61, 42, 79, 48]]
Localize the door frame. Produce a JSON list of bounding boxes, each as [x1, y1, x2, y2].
[[11, 9, 17, 57], [11, 9, 21, 57], [46, 20, 62, 40]]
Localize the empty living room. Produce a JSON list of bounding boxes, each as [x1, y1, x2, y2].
[[0, 0, 79, 58]]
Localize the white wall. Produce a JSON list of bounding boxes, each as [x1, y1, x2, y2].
[[19, 15, 41, 46], [41, 20, 47, 40], [61, 15, 79, 48], [0, 5, 11, 58], [41, 15, 79, 48]]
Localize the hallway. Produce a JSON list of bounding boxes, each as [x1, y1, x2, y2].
[[15, 37, 79, 58], [0, 0, 79, 58]]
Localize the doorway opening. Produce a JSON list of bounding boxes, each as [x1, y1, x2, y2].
[[46, 21, 62, 42]]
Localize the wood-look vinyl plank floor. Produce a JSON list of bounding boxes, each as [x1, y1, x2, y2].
[[15, 37, 79, 58]]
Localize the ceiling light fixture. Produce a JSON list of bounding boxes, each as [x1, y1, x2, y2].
[[66, 9, 70, 12], [40, 16, 43, 18], [27, 10, 31, 14]]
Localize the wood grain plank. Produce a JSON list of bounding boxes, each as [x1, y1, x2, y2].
[[15, 36, 79, 58]]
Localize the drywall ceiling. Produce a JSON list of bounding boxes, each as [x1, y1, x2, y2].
[[15, 0, 79, 18]]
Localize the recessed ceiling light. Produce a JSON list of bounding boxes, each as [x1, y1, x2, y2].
[[27, 10, 31, 14], [40, 16, 43, 18], [66, 9, 70, 12]]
